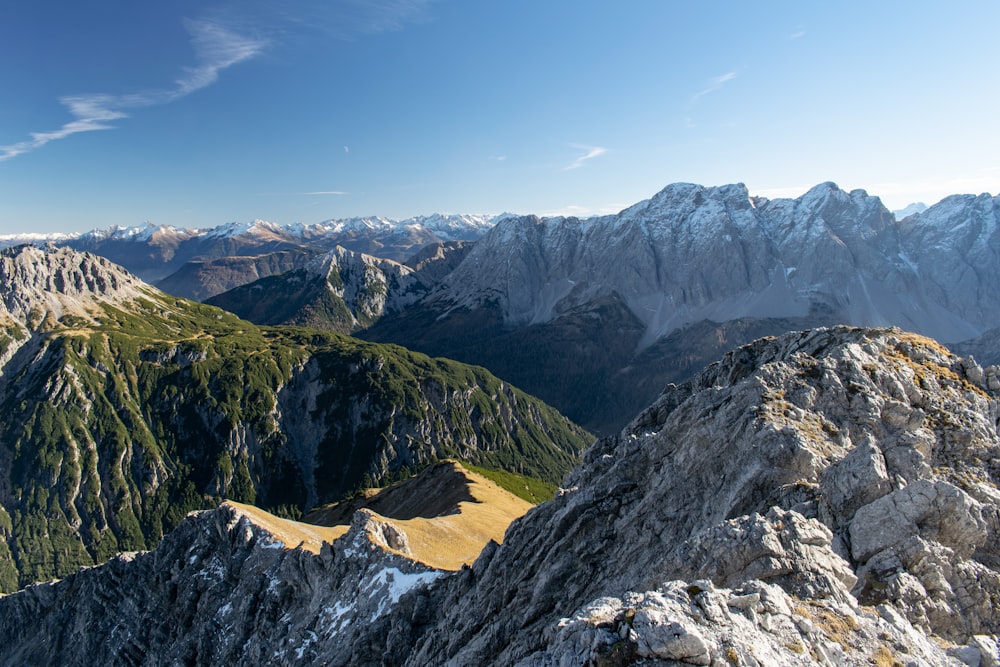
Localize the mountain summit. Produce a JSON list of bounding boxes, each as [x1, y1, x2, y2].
[[0, 244, 146, 326], [425, 181, 997, 345]]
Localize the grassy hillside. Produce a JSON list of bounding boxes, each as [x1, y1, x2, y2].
[[0, 290, 590, 591]]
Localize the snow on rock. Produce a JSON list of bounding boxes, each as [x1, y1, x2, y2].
[[430, 181, 1000, 345]]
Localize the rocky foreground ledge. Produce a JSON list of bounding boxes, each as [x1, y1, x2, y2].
[[2, 326, 999, 666]]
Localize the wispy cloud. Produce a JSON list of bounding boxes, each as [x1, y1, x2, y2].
[[302, 191, 349, 196], [562, 144, 608, 171], [266, 0, 433, 39], [690, 71, 738, 105], [789, 27, 806, 40], [0, 18, 266, 162]]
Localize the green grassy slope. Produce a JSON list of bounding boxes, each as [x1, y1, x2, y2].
[[0, 291, 590, 591]]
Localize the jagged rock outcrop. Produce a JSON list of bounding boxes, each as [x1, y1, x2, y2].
[[2, 326, 998, 665], [205, 246, 435, 333], [0, 503, 445, 666], [377, 326, 1000, 665]]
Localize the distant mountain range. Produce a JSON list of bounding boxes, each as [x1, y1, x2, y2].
[[358, 182, 1000, 431], [0, 214, 497, 297]]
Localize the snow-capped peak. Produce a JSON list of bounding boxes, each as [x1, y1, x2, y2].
[[204, 219, 287, 239]]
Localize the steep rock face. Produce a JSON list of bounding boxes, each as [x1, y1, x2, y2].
[[206, 246, 433, 333], [3, 326, 997, 666], [0, 245, 590, 591], [428, 182, 997, 346], [365, 182, 1000, 432], [397, 326, 1000, 665], [898, 193, 1000, 339], [0, 244, 147, 324], [402, 240, 473, 284]]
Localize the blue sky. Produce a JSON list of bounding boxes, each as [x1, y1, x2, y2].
[[1, 1, 998, 234]]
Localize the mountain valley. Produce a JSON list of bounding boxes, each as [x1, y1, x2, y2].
[[356, 182, 999, 432]]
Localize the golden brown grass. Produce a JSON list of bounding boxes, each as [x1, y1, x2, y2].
[[224, 501, 349, 554], [224, 462, 533, 570], [362, 463, 533, 570]]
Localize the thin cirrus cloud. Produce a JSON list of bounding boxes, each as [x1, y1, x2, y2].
[[0, 18, 267, 162], [690, 71, 738, 105], [562, 144, 608, 171]]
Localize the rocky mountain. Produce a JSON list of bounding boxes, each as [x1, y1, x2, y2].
[[204, 244, 466, 334], [2, 326, 998, 666], [0, 214, 496, 285], [356, 182, 999, 432], [155, 248, 323, 301], [0, 244, 590, 592], [417, 182, 998, 344], [955, 327, 1000, 368]]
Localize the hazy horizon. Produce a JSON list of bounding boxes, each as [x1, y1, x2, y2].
[[2, 1, 998, 234]]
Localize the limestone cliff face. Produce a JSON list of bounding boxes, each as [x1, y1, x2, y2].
[[2, 326, 998, 666], [363, 182, 1000, 433], [205, 245, 440, 333], [395, 326, 1000, 665], [431, 183, 1000, 345]]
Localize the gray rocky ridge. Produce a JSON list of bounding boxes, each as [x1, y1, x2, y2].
[[433, 183, 1000, 346], [0, 244, 151, 367], [204, 244, 453, 332], [2, 325, 998, 665]]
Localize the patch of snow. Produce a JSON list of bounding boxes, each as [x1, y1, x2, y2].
[[321, 602, 355, 638], [294, 630, 318, 660], [259, 536, 284, 550], [363, 566, 444, 621], [896, 252, 918, 273]]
